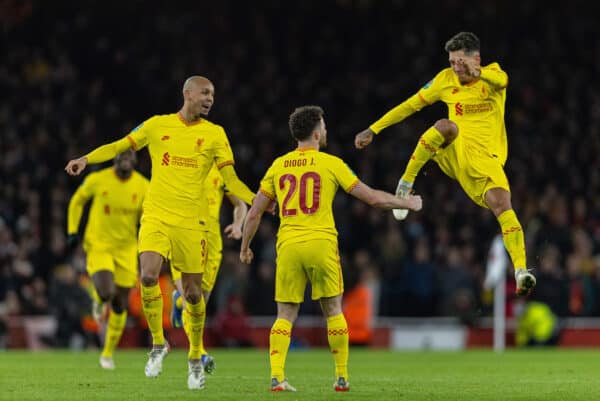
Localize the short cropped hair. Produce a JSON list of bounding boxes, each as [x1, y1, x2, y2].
[[444, 32, 480, 54], [288, 105, 324, 141]]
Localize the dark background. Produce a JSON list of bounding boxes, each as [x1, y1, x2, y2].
[[1, 0, 598, 327]]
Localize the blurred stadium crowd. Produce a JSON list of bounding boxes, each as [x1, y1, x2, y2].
[[1, 0, 599, 343]]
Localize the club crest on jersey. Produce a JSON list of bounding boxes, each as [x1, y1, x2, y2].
[[195, 138, 205, 152], [480, 85, 488, 99]]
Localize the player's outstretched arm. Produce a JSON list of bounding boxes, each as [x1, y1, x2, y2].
[[350, 182, 422, 211], [64, 136, 133, 176], [355, 92, 427, 149], [240, 192, 271, 264], [224, 194, 248, 239]]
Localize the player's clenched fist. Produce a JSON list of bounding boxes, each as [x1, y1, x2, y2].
[[65, 157, 88, 176], [354, 128, 374, 149], [240, 248, 254, 264], [406, 194, 423, 212]]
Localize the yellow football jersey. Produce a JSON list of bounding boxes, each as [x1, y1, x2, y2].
[[204, 163, 226, 230], [127, 113, 235, 230], [67, 167, 149, 250], [259, 147, 359, 247], [370, 63, 509, 164]]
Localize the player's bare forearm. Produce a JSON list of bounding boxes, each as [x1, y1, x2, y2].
[[231, 195, 248, 228], [371, 190, 422, 210], [224, 194, 248, 239], [240, 213, 260, 264], [240, 192, 271, 263], [350, 182, 422, 210]]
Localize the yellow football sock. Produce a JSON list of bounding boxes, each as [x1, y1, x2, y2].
[[183, 297, 206, 360], [269, 318, 292, 382], [401, 126, 446, 184], [101, 310, 127, 358], [327, 313, 349, 380], [498, 209, 527, 269], [141, 284, 165, 346], [199, 309, 207, 356]]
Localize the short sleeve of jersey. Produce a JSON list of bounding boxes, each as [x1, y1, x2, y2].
[[330, 157, 360, 193], [417, 69, 446, 105], [258, 162, 277, 200], [126, 117, 155, 150], [215, 127, 235, 168]]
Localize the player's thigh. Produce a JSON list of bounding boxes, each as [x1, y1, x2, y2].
[[170, 227, 208, 274], [433, 141, 460, 182], [138, 217, 171, 261], [86, 249, 116, 277], [301, 239, 344, 301], [202, 229, 222, 292], [113, 243, 139, 288], [458, 150, 510, 208], [275, 243, 308, 304]]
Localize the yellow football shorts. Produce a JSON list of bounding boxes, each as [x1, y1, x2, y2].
[[85, 243, 138, 288], [170, 225, 223, 291], [433, 134, 510, 208], [275, 238, 343, 303], [139, 216, 208, 274]]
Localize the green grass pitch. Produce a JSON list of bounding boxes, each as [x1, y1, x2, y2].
[[1, 348, 598, 401]]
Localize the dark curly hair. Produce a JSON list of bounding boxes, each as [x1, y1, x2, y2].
[[444, 32, 480, 54], [288, 105, 324, 141]]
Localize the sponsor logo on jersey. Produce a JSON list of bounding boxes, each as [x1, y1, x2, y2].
[[161, 152, 198, 168], [455, 102, 492, 115]]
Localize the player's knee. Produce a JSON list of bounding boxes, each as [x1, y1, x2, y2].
[[434, 119, 458, 142], [485, 189, 512, 216], [184, 290, 201, 305], [96, 287, 115, 303], [140, 275, 158, 287]]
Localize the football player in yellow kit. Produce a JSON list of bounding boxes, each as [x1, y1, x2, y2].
[[240, 105, 422, 392], [65, 76, 255, 390], [67, 149, 148, 369], [354, 32, 536, 296]]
